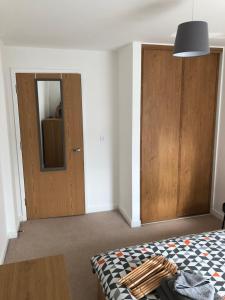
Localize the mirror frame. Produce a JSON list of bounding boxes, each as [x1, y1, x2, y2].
[[34, 78, 67, 172]]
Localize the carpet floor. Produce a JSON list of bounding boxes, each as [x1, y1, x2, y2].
[[5, 211, 221, 300]]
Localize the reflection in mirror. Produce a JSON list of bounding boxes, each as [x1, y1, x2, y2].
[[36, 80, 65, 170]]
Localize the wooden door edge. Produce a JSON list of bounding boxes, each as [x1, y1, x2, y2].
[[141, 44, 223, 54]]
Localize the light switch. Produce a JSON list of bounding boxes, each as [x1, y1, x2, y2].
[[100, 136, 105, 143]]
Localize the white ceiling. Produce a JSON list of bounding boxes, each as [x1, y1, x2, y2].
[[0, 0, 225, 50]]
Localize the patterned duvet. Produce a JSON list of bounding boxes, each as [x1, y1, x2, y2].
[[91, 230, 225, 300]]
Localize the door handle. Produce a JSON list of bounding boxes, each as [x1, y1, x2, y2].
[[73, 147, 81, 153]]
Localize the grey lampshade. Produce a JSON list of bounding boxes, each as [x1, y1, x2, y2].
[[173, 21, 210, 57]]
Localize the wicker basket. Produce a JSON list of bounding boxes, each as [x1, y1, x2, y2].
[[119, 255, 177, 300]]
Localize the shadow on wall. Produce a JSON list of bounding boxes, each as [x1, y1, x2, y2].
[[121, 0, 184, 21]]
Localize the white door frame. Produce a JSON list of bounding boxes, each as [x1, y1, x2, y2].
[[10, 68, 87, 221]]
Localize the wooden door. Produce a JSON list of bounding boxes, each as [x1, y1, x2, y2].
[[16, 73, 85, 219], [177, 53, 220, 217], [141, 46, 183, 223]]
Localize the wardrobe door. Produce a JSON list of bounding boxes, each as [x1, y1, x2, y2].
[[141, 47, 182, 223], [177, 53, 220, 217]]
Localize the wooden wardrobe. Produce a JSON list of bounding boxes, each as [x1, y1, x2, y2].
[[141, 45, 221, 224]]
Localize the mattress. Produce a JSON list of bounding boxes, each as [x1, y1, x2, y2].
[[91, 230, 225, 300]]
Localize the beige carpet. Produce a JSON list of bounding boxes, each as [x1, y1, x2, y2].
[[5, 211, 221, 300]]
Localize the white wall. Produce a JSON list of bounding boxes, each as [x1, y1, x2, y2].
[[118, 44, 133, 224], [131, 42, 142, 227], [0, 41, 17, 264], [117, 42, 141, 227], [211, 50, 225, 220], [2, 46, 118, 220], [0, 167, 8, 264]]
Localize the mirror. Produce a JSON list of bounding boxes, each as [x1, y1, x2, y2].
[[35, 79, 66, 171]]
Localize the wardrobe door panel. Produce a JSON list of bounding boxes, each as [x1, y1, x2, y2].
[[141, 47, 182, 223], [177, 53, 220, 217]]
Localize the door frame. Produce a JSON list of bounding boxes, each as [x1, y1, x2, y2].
[[11, 68, 87, 221]]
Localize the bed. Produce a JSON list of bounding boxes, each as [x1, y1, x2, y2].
[[91, 230, 225, 300]]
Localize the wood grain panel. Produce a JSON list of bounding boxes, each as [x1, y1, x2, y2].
[[142, 44, 223, 54], [42, 119, 64, 168], [63, 73, 85, 215], [0, 256, 71, 300], [177, 54, 220, 217], [35, 73, 62, 79], [16, 73, 85, 219], [141, 48, 182, 223]]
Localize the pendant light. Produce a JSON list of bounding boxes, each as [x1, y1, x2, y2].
[[173, 0, 209, 57]]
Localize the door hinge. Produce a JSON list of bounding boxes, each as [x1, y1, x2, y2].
[[24, 198, 27, 206], [15, 84, 18, 95]]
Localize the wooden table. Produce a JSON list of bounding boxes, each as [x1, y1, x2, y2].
[[0, 255, 71, 300]]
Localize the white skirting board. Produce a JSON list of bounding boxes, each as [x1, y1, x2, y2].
[[0, 221, 20, 264], [7, 219, 20, 239], [85, 203, 117, 214], [211, 208, 224, 221], [0, 238, 8, 265], [118, 206, 141, 228]]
